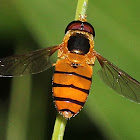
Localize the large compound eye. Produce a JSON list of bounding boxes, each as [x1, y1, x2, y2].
[[65, 20, 95, 37]]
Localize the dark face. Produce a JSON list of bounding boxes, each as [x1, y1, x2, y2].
[[67, 33, 90, 55], [65, 20, 95, 55]]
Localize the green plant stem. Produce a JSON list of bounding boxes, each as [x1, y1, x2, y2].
[[51, 114, 67, 140], [6, 75, 31, 140], [51, 0, 89, 139], [75, 0, 88, 20], [6, 45, 32, 140]]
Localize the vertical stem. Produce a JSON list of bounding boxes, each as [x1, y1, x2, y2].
[[75, 0, 88, 20], [6, 76, 31, 140], [6, 45, 32, 140], [51, 0, 89, 139], [51, 114, 67, 140]]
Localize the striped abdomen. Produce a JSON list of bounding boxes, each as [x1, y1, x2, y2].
[[52, 59, 93, 119]]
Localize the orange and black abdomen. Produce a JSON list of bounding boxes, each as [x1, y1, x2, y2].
[[52, 59, 93, 119]]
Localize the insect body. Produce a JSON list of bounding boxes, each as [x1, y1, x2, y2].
[[0, 19, 140, 119], [53, 21, 95, 118]]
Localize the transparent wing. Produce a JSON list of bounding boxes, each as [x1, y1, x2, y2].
[[0, 45, 60, 77], [95, 53, 140, 103]]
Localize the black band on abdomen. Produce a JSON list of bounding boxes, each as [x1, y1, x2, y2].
[[53, 96, 85, 106], [59, 109, 76, 115], [54, 71, 92, 81], [53, 82, 89, 94]]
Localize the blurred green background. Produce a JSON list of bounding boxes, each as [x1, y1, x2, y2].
[[0, 0, 140, 140]]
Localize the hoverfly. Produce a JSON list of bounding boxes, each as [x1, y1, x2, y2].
[[0, 18, 140, 119]]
